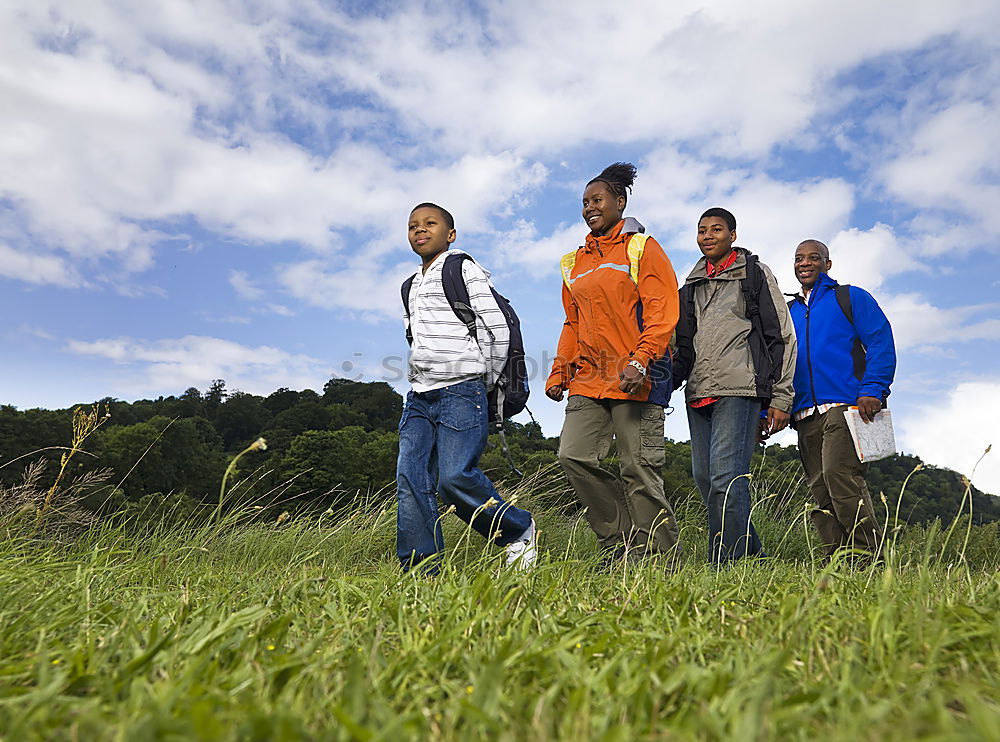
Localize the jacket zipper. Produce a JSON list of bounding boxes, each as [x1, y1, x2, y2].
[[804, 294, 818, 412]]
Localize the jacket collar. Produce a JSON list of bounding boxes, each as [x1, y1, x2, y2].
[[583, 217, 645, 252], [793, 272, 837, 304], [684, 246, 749, 285]]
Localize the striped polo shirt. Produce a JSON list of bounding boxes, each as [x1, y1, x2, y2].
[[404, 249, 510, 393]]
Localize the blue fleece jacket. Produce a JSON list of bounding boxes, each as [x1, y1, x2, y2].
[[789, 273, 896, 415]]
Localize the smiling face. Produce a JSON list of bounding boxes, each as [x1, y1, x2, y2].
[[408, 206, 456, 266], [582, 181, 625, 237], [794, 240, 832, 290], [697, 216, 736, 266]]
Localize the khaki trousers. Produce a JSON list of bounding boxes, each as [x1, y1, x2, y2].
[[797, 405, 882, 556], [557, 395, 679, 556]]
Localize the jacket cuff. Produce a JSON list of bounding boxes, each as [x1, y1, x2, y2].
[[770, 396, 793, 413], [856, 384, 886, 401], [546, 370, 568, 388]]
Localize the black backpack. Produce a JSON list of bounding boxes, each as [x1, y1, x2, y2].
[[401, 252, 529, 426]]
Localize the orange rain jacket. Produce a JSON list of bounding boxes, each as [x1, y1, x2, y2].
[[547, 218, 680, 402]]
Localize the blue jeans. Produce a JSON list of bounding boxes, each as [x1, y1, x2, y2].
[[395, 379, 533, 572], [687, 396, 766, 564]]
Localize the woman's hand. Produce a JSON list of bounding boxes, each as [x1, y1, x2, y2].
[[618, 362, 645, 395], [546, 384, 566, 402]]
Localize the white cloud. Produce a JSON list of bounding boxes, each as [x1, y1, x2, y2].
[[229, 270, 264, 301], [307, 0, 998, 156], [278, 257, 416, 319], [0, 4, 548, 290], [3, 0, 997, 294], [879, 294, 1000, 353], [880, 98, 1000, 241], [492, 221, 582, 274], [823, 224, 916, 293], [507, 147, 858, 291], [65, 335, 331, 396], [0, 244, 82, 287], [899, 381, 1000, 496]]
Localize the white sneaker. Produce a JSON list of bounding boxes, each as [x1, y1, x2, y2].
[[505, 519, 537, 570]]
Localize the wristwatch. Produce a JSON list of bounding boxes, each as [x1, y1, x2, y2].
[[626, 359, 646, 377]]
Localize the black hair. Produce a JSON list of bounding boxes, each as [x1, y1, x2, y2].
[[699, 207, 736, 232], [411, 202, 454, 230], [798, 239, 830, 260], [587, 162, 637, 206]]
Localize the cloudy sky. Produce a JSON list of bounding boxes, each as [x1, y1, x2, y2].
[[2, 1, 998, 494]]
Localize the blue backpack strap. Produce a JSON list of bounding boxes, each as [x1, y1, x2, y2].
[[400, 274, 416, 346]]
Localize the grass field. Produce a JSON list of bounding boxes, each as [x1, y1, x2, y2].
[[2, 467, 999, 741]]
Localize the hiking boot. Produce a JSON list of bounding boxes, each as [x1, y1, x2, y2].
[[598, 544, 627, 571], [505, 519, 537, 570]]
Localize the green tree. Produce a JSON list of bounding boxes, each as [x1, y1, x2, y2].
[[322, 379, 402, 431], [279, 427, 398, 507], [272, 401, 332, 436], [214, 392, 272, 450], [96, 416, 226, 501]]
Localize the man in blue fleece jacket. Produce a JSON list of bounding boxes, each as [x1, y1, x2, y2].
[[788, 239, 896, 559]]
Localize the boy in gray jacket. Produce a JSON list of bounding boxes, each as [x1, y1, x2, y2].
[[673, 208, 797, 563]]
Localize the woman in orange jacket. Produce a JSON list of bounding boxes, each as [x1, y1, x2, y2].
[[546, 162, 681, 567]]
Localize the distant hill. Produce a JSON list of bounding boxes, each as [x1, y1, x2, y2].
[[1, 379, 995, 525]]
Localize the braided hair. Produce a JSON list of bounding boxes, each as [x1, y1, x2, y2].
[[587, 162, 637, 206]]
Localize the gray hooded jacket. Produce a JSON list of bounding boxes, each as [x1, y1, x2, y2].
[[672, 248, 797, 412]]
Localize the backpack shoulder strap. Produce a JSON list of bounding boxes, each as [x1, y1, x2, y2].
[[401, 274, 416, 346], [740, 251, 764, 319], [560, 250, 579, 291], [626, 233, 648, 284], [440, 252, 478, 339], [835, 284, 854, 326]]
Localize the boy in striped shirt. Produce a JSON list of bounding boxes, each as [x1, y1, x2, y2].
[[396, 203, 535, 574]]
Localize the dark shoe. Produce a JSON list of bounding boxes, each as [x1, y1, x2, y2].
[[597, 544, 626, 571]]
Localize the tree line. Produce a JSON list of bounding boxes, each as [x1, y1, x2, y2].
[[1, 379, 996, 526]]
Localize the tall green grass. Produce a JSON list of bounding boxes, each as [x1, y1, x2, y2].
[[1, 465, 999, 741]]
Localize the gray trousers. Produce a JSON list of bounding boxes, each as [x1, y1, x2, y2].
[[557, 395, 679, 556], [797, 405, 882, 555]]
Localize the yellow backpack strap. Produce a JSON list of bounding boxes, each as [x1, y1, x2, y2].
[[626, 233, 648, 284], [560, 250, 578, 290]]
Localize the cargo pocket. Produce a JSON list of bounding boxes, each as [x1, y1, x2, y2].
[[639, 404, 666, 467], [565, 394, 589, 413], [440, 386, 483, 431]]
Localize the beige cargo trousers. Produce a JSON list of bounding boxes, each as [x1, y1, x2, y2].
[[557, 394, 680, 558]]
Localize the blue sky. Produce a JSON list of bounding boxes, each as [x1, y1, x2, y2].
[[2, 1, 998, 494]]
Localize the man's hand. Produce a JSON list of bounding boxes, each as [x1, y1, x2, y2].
[[856, 396, 882, 423], [546, 384, 566, 402], [760, 407, 790, 441], [618, 363, 645, 395]]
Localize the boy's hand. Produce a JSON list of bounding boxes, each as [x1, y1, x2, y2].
[[762, 407, 790, 438], [618, 363, 645, 395], [856, 396, 882, 423], [546, 384, 566, 402]]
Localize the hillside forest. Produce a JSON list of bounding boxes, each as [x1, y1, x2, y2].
[[1, 379, 995, 528]]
